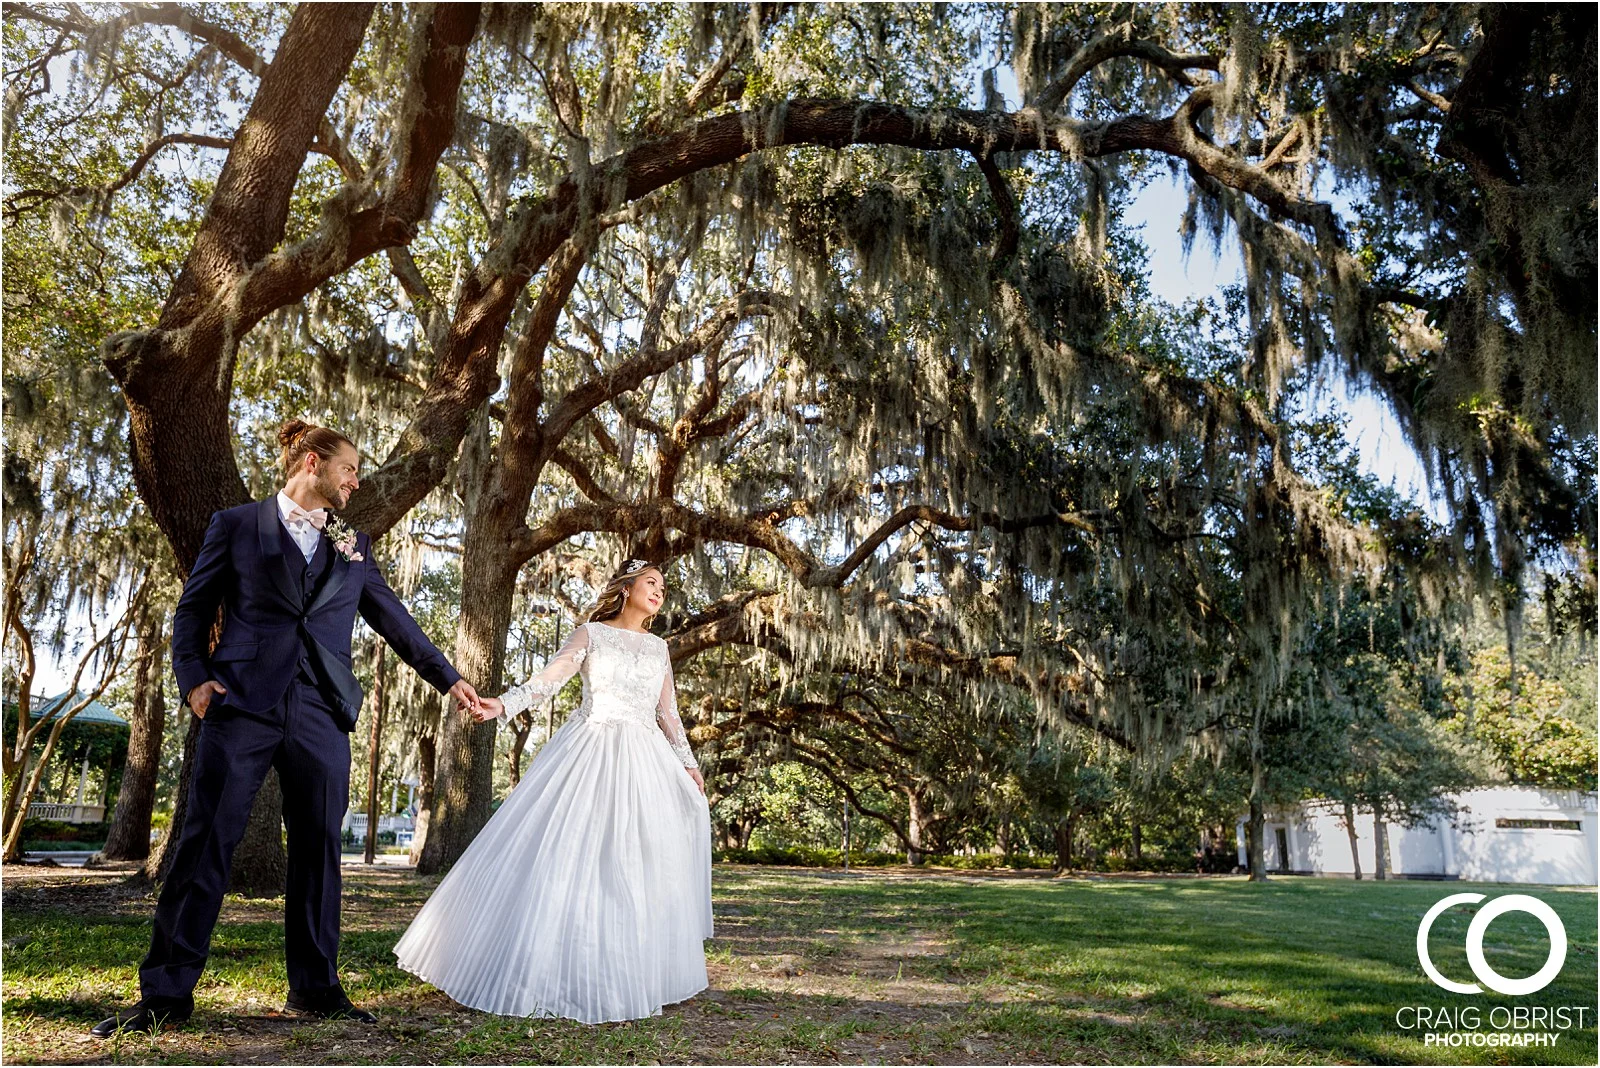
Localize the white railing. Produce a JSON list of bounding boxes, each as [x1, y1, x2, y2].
[[28, 802, 106, 823], [343, 812, 415, 835]]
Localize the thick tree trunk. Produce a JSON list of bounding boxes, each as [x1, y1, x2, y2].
[[145, 697, 287, 890], [1247, 720, 1269, 882], [1131, 821, 1142, 862], [1246, 797, 1268, 882], [408, 725, 436, 866], [1373, 804, 1390, 881], [146, 717, 199, 881], [228, 769, 287, 897], [905, 789, 927, 866], [106, 3, 379, 561], [1054, 814, 1075, 873], [418, 525, 516, 873], [416, 230, 597, 874], [364, 642, 386, 865], [416, 404, 520, 875], [144, 711, 284, 896], [1342, 798, 1363, 880], [102, 610, 167, 860]]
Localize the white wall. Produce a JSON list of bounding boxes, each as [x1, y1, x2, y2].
[[1450, 788, 1597, 885], [1237, 787, 1599, 885]]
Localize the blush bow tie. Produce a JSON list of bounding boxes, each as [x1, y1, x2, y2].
[[287, 505, 328, 530]]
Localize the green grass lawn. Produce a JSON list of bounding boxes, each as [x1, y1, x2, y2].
[[2, 863, 1594, 1064]]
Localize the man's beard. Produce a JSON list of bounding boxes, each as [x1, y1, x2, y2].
[[316, 472, 345, 507]]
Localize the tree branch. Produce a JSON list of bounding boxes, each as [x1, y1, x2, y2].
[[975, 150, 1020, 267], [550, 447, 620, 506], [5, 3, 267, 75], [353, 87, 1349, 539], [1029, 26, 1220, 113], [3, 132, 231, 220]]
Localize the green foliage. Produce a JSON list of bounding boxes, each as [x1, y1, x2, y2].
[[15, 818, 109, 844], [714, 845, 900, 868], [1445, 646, 1599, 791], [3, 3, 1593, 884]]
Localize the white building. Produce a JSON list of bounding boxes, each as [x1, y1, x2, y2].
[[1235, 786, 1599, 885]]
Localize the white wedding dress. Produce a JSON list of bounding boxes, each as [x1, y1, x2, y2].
[[393, 621, 713, 1023]]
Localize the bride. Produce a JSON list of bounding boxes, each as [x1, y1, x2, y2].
[[393, 559, 713, 1023]]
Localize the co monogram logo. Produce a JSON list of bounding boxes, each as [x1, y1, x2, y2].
[[1417, 893, 1568, 996]]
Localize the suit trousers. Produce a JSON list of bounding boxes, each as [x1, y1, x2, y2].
[[140, 677, 351, 1000]]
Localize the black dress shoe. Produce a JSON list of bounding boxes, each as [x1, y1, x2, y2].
[[90, 997, 193, 1037], [285, 989, 377, 1023]]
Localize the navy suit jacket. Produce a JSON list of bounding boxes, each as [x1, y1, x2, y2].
[[171, 499, 460, 733]]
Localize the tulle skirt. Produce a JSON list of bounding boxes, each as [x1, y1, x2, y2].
[[393, 714, 714, 1023]]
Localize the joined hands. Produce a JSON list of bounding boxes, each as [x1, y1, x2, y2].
[[449, 679, 485, 718]]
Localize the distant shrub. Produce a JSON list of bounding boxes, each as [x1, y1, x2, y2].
[[19, 819, 109, 844], [715, 846, 901, 867], [20, 839, 102, 852], [715, 846, 1071, 870], [1101, 853, 1195, 873], [919, 852, 1055, 870]]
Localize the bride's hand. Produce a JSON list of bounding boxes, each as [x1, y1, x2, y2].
[[686, 767, 705, 795], [471, 696, 503, 723]]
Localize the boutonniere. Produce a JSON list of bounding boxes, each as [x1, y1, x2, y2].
[[323, 515, 365, 562]]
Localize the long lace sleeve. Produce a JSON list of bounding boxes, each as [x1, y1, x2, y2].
[[499, 625, 589, 723], [655, 658, 698, 769]]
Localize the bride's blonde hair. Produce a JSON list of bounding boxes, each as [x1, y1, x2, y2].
[[584, 559, 662, 624]]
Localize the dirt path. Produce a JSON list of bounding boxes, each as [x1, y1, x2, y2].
[[3, 862, 1144, 1065]]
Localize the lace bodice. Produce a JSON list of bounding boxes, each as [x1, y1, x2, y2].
[[498, 621, 698, 768]]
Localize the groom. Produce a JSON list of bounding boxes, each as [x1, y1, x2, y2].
[[93, 420, 481, 1037]]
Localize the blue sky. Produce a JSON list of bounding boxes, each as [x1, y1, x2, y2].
[[979, 52, 1440, 521], [1123, 172, 1441, 519]]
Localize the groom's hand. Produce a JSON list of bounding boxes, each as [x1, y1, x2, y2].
[[188, 680, 227, 719], [448, 679, 481, 714]]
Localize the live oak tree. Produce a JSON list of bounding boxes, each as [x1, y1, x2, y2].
[[4, 3, 1593, 876]]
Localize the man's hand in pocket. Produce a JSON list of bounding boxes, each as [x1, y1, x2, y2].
[[188, 680, 227, 719]]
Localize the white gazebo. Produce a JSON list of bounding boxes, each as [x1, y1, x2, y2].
[[22, 692, 130, 823]]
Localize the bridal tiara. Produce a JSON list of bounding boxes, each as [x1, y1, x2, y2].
[[620, 558, 651, 576]]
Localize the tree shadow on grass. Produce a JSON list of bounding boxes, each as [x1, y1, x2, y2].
[[6, 866, 1596, 1065]]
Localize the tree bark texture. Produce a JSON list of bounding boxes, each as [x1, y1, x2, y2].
[[1246, 796, 1267, 882], [1373, 806, 1390, 880], [364, 641, 386, 865], [1343, 798, 1363, 880], [101, 608, 167, 860], [408, 725, 437, 867]]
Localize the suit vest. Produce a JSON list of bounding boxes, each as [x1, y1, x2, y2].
[[277, 518, 335, 603]]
